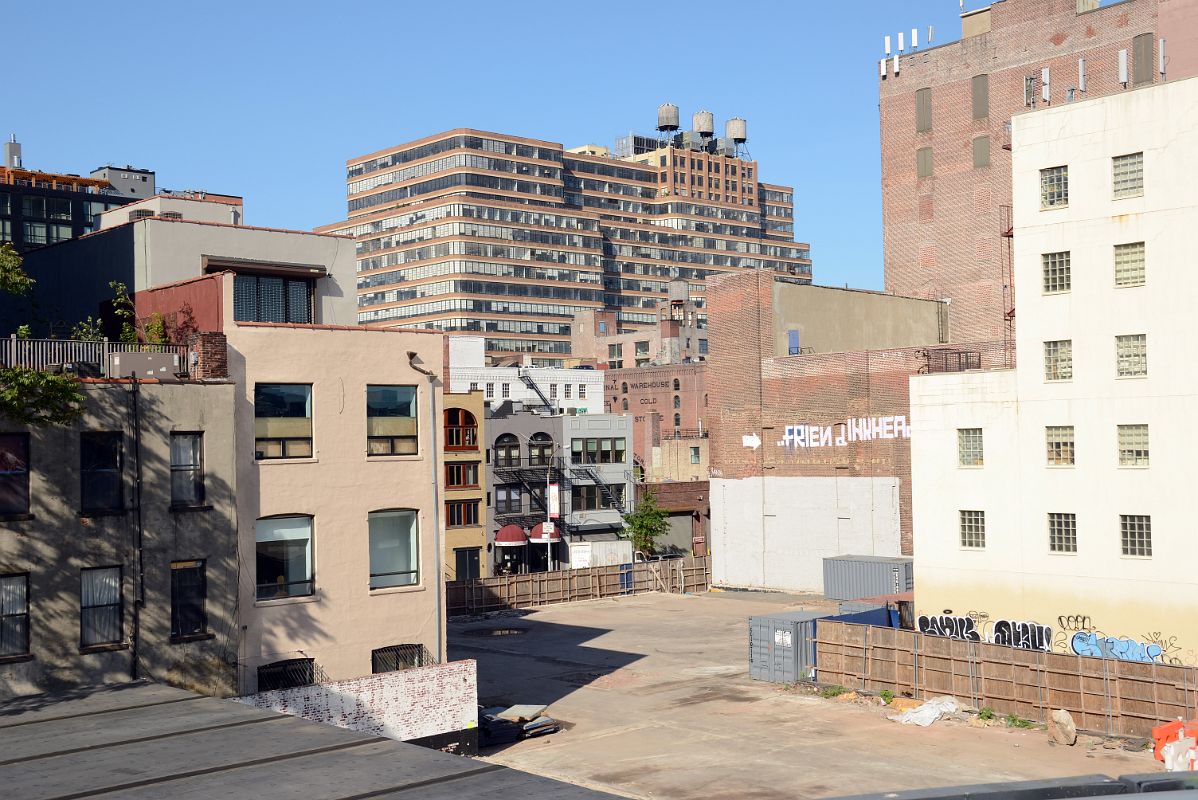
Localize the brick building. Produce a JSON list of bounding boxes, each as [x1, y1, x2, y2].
[[705, 271, 1005, 592], [880, 0, 1198, 344], [604, 363, 707, 472]]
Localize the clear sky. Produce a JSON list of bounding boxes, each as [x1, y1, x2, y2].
[[7, 1, 976, 290]]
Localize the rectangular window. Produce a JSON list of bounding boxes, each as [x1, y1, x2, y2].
[[256, 516, 313, 600], [1041, 166, 1068, 209], [455, 547, 481, 581], [446, 461, 480, 488], [258, 658, 314, 691], [971, 74, 990, 119], [372, 644, 429, 673], [80, 432, 123, 512], [46, 198, 71, 221], [495, 484, 521, 514], [170, 560, 207, 639], [550, 384, 558, 400], [501, 383, 510, 399], [22, 196, 45, 218], [699, 339, 709, 355], [957, 428, 984, 467], [23, 222, 46, 245], [0, 574, 29, 657], [972, 136, 990, 168], [80, 566, 122, 647], [1042, 251, 1071, 293], [47, 224, 72, 244], [1046, 425, 1076, 466], [959, 510, 986, 549], [1114, 242, 1145, 287], [485, 382, 494, 399], [0, 219, 10, 242], [1133, 32, 1154, 86], [571, 484, 625, 511], [0, 191, 9, 214], [1043, 340, 1073, 381], [787, 329, 800, 356], [916, 147, 933, 178], [578, 384, 586, 399], [0, 434, 30, 515], [570, 438, 626, 465], [254, 384, 313, 459], [1048, 513, 1077, 554], [1120, 514, 1151, 557], [1116, 334, 1147, 377], [564, 384, 572, 399], [469, 382, 479, 392], [367, 385, 418, 455], [690, 446, 700, 464], [446, 500, 479, 527], [915, 87, 932, 132], [1112, 152, 1144, 199], [170, 433, 205, 507], [369, 510, 419, 587], [1118, 424, 1149, 466], [233, 274, 314, 324]]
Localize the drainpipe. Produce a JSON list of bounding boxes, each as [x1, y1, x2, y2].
[[129, 372, 145, 681], [407, 351, 444, 664]]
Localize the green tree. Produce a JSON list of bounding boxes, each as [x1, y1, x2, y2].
[[0, 246, 85, 426], [623, 487, 669, 555]]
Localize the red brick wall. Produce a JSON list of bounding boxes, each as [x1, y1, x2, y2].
[[188, 331, 228, 379], [135, 273, 225, 336], [880, 0, 1183, 343], [604, 363, 707, 466], [236, 660, 477, 743], [707, 271, 1008, 555]]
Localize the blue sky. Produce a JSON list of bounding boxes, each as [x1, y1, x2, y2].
[[7, 1, 975, 290]]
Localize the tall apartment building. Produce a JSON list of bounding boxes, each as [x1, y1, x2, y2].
[[323, 113, 811, 365], [910, 76, 1198, 663], [879, 0, 1197, 344]]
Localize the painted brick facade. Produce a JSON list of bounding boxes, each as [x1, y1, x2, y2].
[[880, 0, 1193, 344], [604, 363, 707, 468], [707, 271, 1008, 555], [236, 660, 478, 745]]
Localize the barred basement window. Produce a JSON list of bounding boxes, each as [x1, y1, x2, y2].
[[959, 510, 986, 549], [1041, 166, 1068, 209], [957, 428, 984, 467], [1112, 152, 1144, 199], [1114, 242, 1145, 287], [1042, 252, 1071, 293], [1116, 334, 1147, 377], [1120, 514, 1152, 557], [1118, 424, 1149, 467], [1043, 340, 1072, 381], [1048, 513, 1077, 553], [1046, 426, 1076, 466]]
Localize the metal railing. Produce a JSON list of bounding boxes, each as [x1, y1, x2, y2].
[[1, 337, 189, 378], [661, 428, 709, 440], [922, 348, 982, 374]]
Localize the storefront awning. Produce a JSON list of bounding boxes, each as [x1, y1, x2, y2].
[[528, 522, 562, 543], [494, 524, 528, 547]]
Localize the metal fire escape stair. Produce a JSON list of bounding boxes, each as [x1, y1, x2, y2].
[[570, 464, 627, 515], [517, 368, 554, 413], [493, 456, 573, 535]]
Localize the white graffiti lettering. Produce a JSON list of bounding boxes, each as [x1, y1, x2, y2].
[[780, 415, 911, 449]]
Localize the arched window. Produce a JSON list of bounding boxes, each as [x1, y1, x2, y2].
[[622, 398, 629, 411], [444, 408, 478, 450], [673, 378, 681, 391], [495, 433, 519, 467], [673, 413, 681, 428], [528, 432, 554, 466], [673, 395, 681, 409], [621, 382, 628, 394]]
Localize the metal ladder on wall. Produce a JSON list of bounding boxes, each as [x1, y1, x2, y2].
[[517, 368, 554, 413]]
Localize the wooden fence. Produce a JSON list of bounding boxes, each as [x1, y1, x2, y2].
[[815, 621, 1198, 737], [446, 556, 710, 616]]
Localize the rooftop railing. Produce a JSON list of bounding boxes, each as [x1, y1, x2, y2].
[[1, 336, 189, 378]]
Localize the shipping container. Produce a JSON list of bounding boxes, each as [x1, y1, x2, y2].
[[822, 555, 913, 601], [568, 540, 633, 569], [749, 610, 826, 684]]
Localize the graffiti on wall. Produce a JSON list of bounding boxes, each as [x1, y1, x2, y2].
[[916, 610, 1193, 665], [916, 612, 1052, 653], [778, 415, 911, 449]]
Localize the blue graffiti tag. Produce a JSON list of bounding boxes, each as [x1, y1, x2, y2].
[[1070, 631, 1164, 663]]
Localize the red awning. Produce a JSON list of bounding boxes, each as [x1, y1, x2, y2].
[[528, 522, 562, 543], [494, 524, 528, 547]]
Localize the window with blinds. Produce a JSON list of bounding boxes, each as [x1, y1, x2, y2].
[[233, 274, 314, 323]]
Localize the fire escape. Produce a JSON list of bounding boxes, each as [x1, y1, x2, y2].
[[999, 203, 1016, 369], [492, 455, 571, 534], [517, 368, 554, 413]]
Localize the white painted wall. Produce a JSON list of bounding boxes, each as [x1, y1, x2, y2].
[[910, 77, 1198, 665], [711, 476, 901, 592], [449, 365, 605, 414]]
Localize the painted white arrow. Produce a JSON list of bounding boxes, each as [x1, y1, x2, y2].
[[742, 432, 761, 450]]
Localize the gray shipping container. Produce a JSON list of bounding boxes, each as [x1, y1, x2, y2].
[[822, 555, 913, 601], [748, 610, 828, 684]]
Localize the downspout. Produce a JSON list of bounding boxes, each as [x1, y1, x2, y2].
[[407, 351, 444, 664], [130, 372, 145, 681]]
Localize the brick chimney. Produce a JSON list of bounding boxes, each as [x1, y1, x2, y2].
[[188, 331, 228, 379]]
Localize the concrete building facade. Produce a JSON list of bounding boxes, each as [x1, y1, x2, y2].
[[447, 336, 604, 415], [322, 119, 811, 364], [879, 0, 1197, 344], [705, 271, 1002, 592], [910, 77, 1198, 663], [0, 377, 238, 699]]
